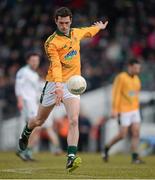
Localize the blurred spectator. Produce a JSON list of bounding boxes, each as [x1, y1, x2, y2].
[[78, 113, 91, 152]]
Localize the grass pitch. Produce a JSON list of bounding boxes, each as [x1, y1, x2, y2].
[[0, 151, 155, 179]]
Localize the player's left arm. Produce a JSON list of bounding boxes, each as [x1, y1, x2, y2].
[[79, 20, 108, 39], [93, 21, 108, 30]]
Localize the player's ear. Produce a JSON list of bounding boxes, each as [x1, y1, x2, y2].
[[70, 17, 72, 24], [55, 18, 57, 24]]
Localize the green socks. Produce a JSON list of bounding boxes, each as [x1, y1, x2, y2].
[[132, 152, 138, 160], [22, 123, 32, 139], [67, 146, 77, 159]]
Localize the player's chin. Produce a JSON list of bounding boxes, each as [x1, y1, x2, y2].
[[62, 29, 68, 34]]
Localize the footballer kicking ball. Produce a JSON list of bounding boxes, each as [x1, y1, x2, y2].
[[67, 75, 87, 95]]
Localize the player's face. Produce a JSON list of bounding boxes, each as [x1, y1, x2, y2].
[[55, 16, 72, 35], [129, 64, 141, 75], [27, 55, 40, 70]]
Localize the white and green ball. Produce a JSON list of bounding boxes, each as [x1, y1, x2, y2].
[[67, 75, 87, 95]]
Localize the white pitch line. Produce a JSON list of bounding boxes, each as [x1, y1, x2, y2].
[[0, 167, 48, 174]]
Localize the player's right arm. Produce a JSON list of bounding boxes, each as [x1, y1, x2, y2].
[[112, 74, 123, 118], [44, 41, 63, 105], [15, 70, 25, 111]]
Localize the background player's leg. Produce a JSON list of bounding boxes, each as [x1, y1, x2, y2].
[[103, 126, 129, 162], [130, 122, 143, 163], [45, 126, 62, 155]]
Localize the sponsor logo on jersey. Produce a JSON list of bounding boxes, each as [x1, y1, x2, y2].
[[64, 50, 77, 60], [128, 90, 139, 97]]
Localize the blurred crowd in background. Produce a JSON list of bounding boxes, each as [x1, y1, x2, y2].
[[0, 0, 155, 119]]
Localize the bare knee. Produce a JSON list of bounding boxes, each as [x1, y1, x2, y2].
[[132, 131, 139, 138], [118, 127, 129, 139], [69, 116, 78, 128], [30, 116, 45, 128], [119, 132, 128, 139]]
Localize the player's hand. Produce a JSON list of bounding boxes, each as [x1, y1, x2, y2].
[[111, 111, 119, 119], [94, 20, 108, 30], [54, 83, 63, 106]]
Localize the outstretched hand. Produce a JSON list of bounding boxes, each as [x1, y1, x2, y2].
[[55, 87, 63, 106], [94, 20, 108, 30], [54, 82, 63, 106]]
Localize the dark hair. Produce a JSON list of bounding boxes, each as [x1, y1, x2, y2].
[[127, 59, 140, 66], [25, 51, 40, 60], [54, 7, 72, 20]]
